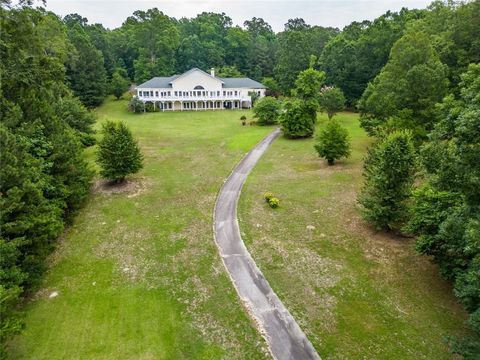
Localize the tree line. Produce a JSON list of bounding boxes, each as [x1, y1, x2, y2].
[[1, 0, 479, 357]]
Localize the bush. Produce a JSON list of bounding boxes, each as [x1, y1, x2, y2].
[[129, 97, 144, 113], [314, 119, 351, 165], [358, 130, 416, 231], [253, 96, 281, 125], [264, 191, 274, 202], [240, 115, 247, 126], [268, 197, 280, 208], [280, 98, 316, 138], [96, 121, 144, 183]]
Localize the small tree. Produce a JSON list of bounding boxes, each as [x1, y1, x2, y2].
[[319, 86, 346, 119], [358, 130, 416, 231], [129, 97, 144, 113], [96, 121, 143, 183], [253, 96, 281, 125], [314, 120, 351, 165], [111, 69, 130, 99], [280, 98, 316, 138]]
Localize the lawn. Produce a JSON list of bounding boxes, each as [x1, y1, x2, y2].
[[7, 97, 272, 359], [238, 112, 469, 359]]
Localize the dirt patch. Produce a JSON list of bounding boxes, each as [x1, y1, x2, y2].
[[92, 177, 148, 198]]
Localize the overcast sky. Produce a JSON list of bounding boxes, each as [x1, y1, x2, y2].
[[44, 0, 433, 32]]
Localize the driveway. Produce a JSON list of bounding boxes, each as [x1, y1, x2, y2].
[[213, 128, 321, 360]]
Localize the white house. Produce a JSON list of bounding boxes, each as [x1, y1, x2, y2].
[[135, 68, 266, 111]]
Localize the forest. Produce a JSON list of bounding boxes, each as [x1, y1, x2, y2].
[[0, 0, 479, 357]]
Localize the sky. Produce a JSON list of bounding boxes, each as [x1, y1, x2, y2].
[[44, 0, 433, 32]]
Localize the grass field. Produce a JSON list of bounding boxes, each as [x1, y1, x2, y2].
[[9, 100, 468, 359], [7, 97, 272, 359], [238, 112, 469, 359]]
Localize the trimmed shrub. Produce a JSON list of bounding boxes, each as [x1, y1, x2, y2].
[[268, 197, 280, 208], [264, 191, 274, 202], [253, 96, 281, 125], [314, 119, 351, 165]]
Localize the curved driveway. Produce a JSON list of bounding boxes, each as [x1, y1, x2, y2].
[[213, 128, 321, 360]]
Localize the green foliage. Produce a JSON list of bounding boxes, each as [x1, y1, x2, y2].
[[129, 97, 145, 113], [268, 197, 280, 208], [314, 119, 351, 165], [0, 7, 94, 352], [66, 23, 107, 108], [358, 130, 416, 231], [280, 98, 316, 138], [358, 31, 448, 137], [319, 8, 426, 105], [111, 68, 130, 99], [293, 67, 325, 105], [406, 64, 480, 355], [96, 121, 144, 182], [264, 191, 274, 202], [216, 65, 243, 78], [319, 86, 346, 119], [253, 96, 280, 125], [262, 77, 280, 96]]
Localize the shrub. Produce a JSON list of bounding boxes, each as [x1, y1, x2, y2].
[[129, 97, 144, 113], [358, 130, 416, 231], [280, 98, 316, 138], [240, 115, 247, 126], [96, 121, 144, 183], [314, 119, 351, 165], [253, 96, 281, 125], [268, 197, 280, 208], [264, 191, 274, 202]]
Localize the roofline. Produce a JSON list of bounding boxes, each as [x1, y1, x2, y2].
[[170, 67, 224, 84]]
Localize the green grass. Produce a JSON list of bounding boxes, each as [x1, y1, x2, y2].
[[238, 112, 469, 359], [8, 97, 272, 360]]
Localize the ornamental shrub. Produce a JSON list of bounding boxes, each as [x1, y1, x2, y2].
[[268, 197, 280, 208], [96, 121, 144, 183], [264, 191, 274, 202], [253, 96, 281, 125]]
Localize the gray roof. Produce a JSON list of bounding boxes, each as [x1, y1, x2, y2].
[[136, 68, 266, 89], [219, 77, 266, 89]]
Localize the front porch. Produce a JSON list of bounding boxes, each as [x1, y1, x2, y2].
[[141, 98, 251, 112]]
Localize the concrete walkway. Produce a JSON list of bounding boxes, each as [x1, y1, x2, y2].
[[213, 129, 321, 360]]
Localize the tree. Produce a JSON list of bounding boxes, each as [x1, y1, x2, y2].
[[262, 77, 280, 97], [216, 65, 243, 77], [314, 119, 351, 165], [111, 68, 130, 99], [318, 86, 346, 119], [96, 121, 143, 183], [406, 64, 480, 356], [65, 23, 107, 108], [358, 31, 448, 137], [129, 97, 144, 113], [358, 130, 416, 231], [253, 96, 280, 125], [280, 98, 316, 138]]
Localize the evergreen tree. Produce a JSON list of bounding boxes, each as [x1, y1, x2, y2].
[[66, 24, 107, 108], [97, 121, 143, 182], [358, 130, 416, 231], [314, 119, 351, 165]]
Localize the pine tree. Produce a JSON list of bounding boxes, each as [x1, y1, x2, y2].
[[96, 121, 143, 182]]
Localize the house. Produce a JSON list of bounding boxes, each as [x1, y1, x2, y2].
[[135, 68, 266, 111]]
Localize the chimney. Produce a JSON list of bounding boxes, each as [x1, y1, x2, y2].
[[210, 68, 215, 77]]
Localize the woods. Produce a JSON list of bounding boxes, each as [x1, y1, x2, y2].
[[1, 0, 479, 357]]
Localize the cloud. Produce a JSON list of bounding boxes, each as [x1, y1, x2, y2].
[[45, 0, 432, 31]]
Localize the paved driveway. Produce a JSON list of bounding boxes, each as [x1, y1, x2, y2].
[[213, 128, 321, 360]]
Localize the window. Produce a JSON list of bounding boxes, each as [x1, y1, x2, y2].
[[150, 91, 153, 96], [223, 91, 226, 96], [168, 91, 171, 96], [155, 91, 159, 97], [234, 91, 238, 96], [217, 91, 220, 96], [194, 85, 205, 90]]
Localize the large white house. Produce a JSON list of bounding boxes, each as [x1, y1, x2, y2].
[[135, 68, 266, 111]]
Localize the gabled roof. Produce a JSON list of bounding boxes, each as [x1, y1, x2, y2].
[[170, 67, 224, 84], [220, 77, 266, 89], [136, 68, 266, 89]]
